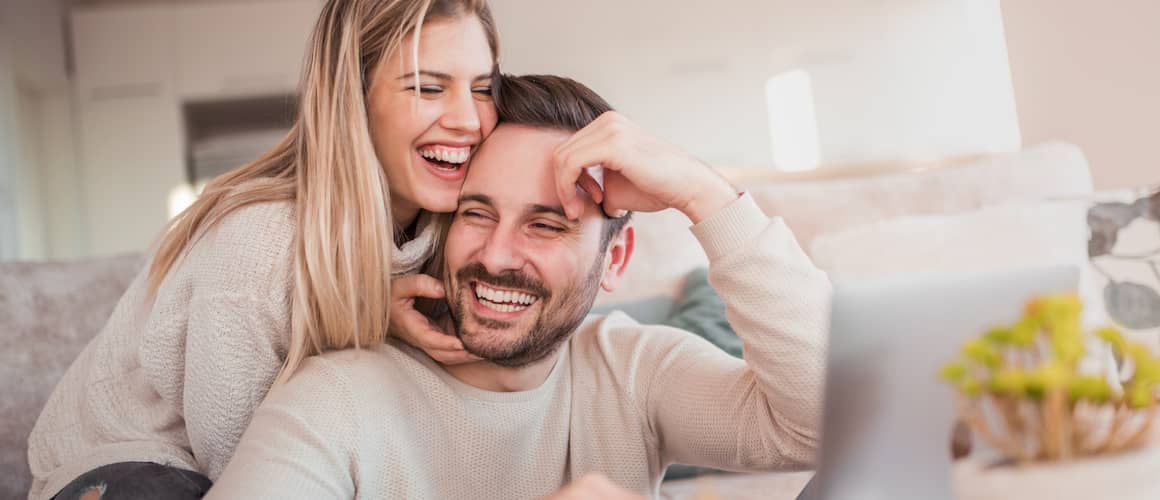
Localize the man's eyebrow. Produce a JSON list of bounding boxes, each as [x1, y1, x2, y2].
[[529, 204, 569, 220], [396, 70, 494, 82], [458, 193, 493, 206]]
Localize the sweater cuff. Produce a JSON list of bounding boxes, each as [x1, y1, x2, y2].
[[689, 192, 768, 262]]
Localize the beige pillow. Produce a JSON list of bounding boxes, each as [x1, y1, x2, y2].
[[747, 142, 1093, 251], [808, 200, 1097, 322]]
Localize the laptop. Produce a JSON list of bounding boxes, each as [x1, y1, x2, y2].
[[810, 266, 1080, 500]]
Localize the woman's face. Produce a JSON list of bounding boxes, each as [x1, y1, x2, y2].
[[367, 15, 497, 224]]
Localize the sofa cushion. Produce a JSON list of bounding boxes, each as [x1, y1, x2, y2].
[[0, 253, 142, 500], [748, 142, 1094, 251], [596, 142, 1093, 308], [808, 200, 1096, 324]]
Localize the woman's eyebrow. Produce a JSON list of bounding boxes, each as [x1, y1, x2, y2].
[[396, 70, 452, 81], [395, 71, 494, 82]]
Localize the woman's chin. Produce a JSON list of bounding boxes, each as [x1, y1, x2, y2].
[[416, 191, 460, 214]]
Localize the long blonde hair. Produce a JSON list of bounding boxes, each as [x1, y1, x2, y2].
[[148, 0, 498, 384]]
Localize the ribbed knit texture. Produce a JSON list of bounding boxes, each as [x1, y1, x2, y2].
[[26, 202, 438, 500], [207, 193, 831, 499]]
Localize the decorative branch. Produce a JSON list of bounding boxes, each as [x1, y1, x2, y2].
[[939, 294, 1160, 464]]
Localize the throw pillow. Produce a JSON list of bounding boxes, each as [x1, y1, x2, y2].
[[1086, 186, 1160, 347]]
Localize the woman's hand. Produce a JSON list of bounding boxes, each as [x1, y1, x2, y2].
[[389, 274, 482, 365], [552, 111, 738, 224], [544, 474, 644, 500]]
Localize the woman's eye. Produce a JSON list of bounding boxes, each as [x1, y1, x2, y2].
[[406, 86, 443, 95], [472, 87, 493, 96]]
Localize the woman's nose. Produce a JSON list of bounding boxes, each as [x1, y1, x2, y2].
[[440, 90, 482, 134]]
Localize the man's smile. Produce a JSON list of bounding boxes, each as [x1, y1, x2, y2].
[[470, 281, 541, 319]]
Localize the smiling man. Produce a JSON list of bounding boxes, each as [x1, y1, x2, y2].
[[207, 75, 830, 500]]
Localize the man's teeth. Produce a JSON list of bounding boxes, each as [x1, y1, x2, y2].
[[474, 283, 537, 313], [419, 146, 470, 164]]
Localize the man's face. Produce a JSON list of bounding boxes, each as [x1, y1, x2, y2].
[[442, 124, 619, 367]]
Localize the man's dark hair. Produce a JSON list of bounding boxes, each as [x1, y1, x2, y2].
[[494, 74, 632, 249]]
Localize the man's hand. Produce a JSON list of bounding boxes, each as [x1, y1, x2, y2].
[[552, 111, 738, 224], [388, 274, 482, 365], [544, 474, 644, 500]]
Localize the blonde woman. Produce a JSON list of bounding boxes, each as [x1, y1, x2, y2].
[[27, 1, 498, 498]]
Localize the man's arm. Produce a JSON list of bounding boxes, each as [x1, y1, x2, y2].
[[646, 193, 829, 470], [552, 111, 830, 470], [204, 357, 359, 499]]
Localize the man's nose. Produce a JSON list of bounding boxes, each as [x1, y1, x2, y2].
[[477, 226, 526, 275]]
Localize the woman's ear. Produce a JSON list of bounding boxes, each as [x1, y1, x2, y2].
[[600, 223, 634, 292]]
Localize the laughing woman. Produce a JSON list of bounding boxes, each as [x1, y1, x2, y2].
[[27, 1, 498, 498]]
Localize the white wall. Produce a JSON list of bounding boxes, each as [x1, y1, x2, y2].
[[1002, 0, 1160, 190], [0, 0, 83, 260], [491, 0, 1021, 168], [0, 2, 24, 260]]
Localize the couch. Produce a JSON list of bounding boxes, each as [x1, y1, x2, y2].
[[0, 142, 1098, 500]]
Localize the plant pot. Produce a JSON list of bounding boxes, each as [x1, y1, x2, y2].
[[951, 446, 1160, 500]]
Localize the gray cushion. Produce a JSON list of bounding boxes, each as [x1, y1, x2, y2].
[[0, 254, 142, 500]]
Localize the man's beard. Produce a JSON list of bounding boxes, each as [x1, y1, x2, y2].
[[445, 256, 604, 368]]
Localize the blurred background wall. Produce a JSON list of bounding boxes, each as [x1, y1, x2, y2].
[[0, 0, 1154, 261]]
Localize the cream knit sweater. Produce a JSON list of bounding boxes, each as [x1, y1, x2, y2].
[[207, 194, 831, 499], [26, 201, 439, 500]]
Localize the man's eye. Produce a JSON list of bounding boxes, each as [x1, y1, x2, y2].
[[531, 223, 565, 233], [461, 210, 486, 219]]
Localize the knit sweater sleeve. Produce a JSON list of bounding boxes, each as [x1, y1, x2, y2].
[[646, 193, 831, 470], [180, 202, 295, 480], [204, 356, 360, 499]]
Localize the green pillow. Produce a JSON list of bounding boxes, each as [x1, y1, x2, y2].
[[664, 267, 741, 358]]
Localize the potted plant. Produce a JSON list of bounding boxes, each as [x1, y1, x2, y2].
[[939, 293, 1160, 499]]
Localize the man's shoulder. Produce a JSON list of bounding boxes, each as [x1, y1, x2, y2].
[[300, 343, 425, 384], [571, 312, 725, 370]]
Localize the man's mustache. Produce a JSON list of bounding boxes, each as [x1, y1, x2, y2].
[[455, 263, 552, 300]]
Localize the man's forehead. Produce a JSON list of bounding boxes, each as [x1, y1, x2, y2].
[[462, 124, 570, 194]]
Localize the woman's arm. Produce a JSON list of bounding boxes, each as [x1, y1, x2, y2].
[[182, 290, 289, 480], [205, 356, 359, 499]]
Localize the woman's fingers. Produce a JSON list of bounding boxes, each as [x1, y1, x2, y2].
[[392, 273, 445, 300], [393, 308, 482, 364], [429, 347, 484, 365], [391, 274, 480, 364]]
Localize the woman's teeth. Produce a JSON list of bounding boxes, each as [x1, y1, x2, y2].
[[419, 146, 470, 165], [474, 283, 537, 313]]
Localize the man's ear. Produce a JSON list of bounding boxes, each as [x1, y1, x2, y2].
[[600, 223, 634, 292]]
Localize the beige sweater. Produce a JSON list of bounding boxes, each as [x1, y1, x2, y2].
[[26, 201, 438, 500], [207, 194, 831, 499]]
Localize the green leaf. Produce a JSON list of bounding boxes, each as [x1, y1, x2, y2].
[[940, 362, 969, 383], [1068, 375, 1113, 404], [990, 368, 1028, 395], [963, 338, 1002, 369]]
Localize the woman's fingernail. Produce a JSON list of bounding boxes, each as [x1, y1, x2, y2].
[[615, 209, 628, 218]]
